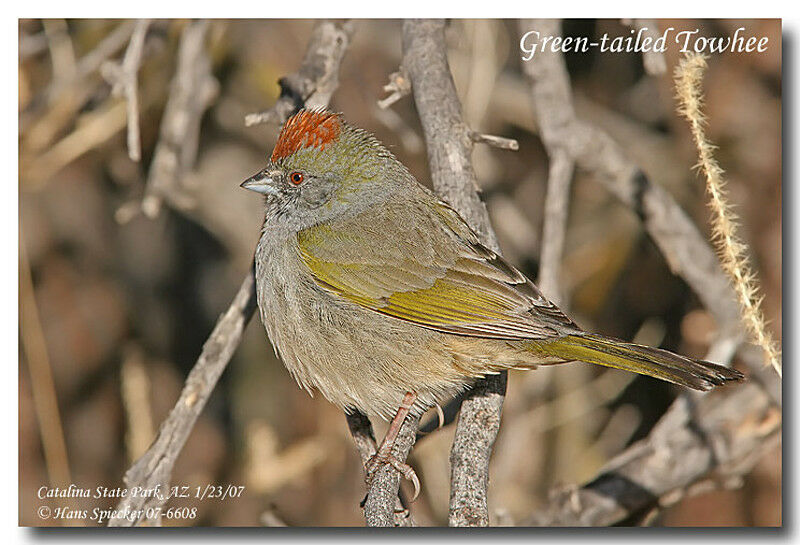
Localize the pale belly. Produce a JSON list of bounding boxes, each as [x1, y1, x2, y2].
[[254, 233, 476, 420]]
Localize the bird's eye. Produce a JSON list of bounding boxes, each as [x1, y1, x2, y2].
[[289, 171, 304, 185]]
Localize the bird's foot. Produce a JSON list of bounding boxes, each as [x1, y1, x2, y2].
[[365, 452, 421, 502]]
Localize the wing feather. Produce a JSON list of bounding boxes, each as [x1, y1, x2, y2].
[[297, 199, 579, 340]]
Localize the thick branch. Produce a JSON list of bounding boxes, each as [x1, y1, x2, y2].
[[402, 19, 506, 528], [346, 412, 415, 527], [362, 413, 420, 527], [109, 20, 354, 526], [526, 380, 780, 526]]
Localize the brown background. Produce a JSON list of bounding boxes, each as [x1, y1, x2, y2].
[[19, 19, 781, 526]]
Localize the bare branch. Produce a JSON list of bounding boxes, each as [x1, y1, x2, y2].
[[245, 20, 355, 126], [20, 240, 72, 489], [521, 19, 577, 305], [41, 20, 137, 105], [109, 269, 257, 526], [402, 19, 506, 527], [622, 19, 668, 76], [109, 20, 354, 526], [515, 19, 781, 527], [142, 19, 218, 219], [345, 412, 416, 527], [519, 20, 746, 351], [526, 379, 780, 526], [377, 68, 411, 109], [43, 19, 77, 85], [101, 19, 151, 162], [362, 413, 420, 527], [469, 131, 519, 151]]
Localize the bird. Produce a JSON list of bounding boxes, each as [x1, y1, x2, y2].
[[241, 108, 744, 495]]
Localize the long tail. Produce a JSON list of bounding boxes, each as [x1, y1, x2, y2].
[[527, 333, 744, 391]]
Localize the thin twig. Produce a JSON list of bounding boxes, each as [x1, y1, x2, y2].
[[469, 131, 519, 151], [101, 19, 151, 162], [23, 99, 129, 188], [402, 19, 507, 528], [109, 269, 257, 526], [377, 68, 411, 110], [109, 20, 354, 525], [119, 343, 156, 463]]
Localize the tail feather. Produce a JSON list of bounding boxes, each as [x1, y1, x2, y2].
[[528, 334, 744, 391]]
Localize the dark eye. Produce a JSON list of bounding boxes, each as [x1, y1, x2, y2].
[[289, 171, 304, 185]]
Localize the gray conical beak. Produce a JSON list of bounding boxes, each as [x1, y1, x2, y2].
[[240, 171, 280, 195]]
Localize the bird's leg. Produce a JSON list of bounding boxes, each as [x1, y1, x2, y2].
[[364, 391, 421, 501]]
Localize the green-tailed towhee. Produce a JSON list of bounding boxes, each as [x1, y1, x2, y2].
[[241, 109, 743, 488]]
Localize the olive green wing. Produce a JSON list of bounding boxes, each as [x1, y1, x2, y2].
[[296, 199, 578, 341]]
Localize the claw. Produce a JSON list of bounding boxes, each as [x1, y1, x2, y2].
[[361, 392, 422, 503], [365, 452, 421, 502], [391, 459, 420, 502], [434, 403, 445, 430]]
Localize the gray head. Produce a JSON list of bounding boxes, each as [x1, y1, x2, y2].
[[241, 109, 414, 231]]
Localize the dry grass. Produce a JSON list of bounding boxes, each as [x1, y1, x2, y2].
[[674, 53, 781, 377]]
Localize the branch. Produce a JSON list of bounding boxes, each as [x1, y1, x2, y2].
[[518, 22, 781, 405], [522, 19, 577, 305], [469, 130, 519, 151], [345, 412, 416, 527], [40, 20, 138, 105], [101, 19, 151, 162], [621, 19, 668, 76], [526, 379, 780, 526], [377, 68, 411, 110], [516, 19, 781, 526], [360, 412, 420, 527], [519, 20, 747, 352], [141, 19, 218, 219], [109, 269, 257, 526], [245, 20, 355, 126], [402, 19, 507, 528], [109, 20, 354, 526]]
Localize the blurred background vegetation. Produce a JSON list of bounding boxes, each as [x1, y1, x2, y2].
[[19, 19, 781, 526]]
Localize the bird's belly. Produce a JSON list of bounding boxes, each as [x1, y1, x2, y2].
[[255, 238, 470, 419]]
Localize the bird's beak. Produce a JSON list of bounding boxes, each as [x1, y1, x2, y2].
[[240, 170, 280, 196]]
